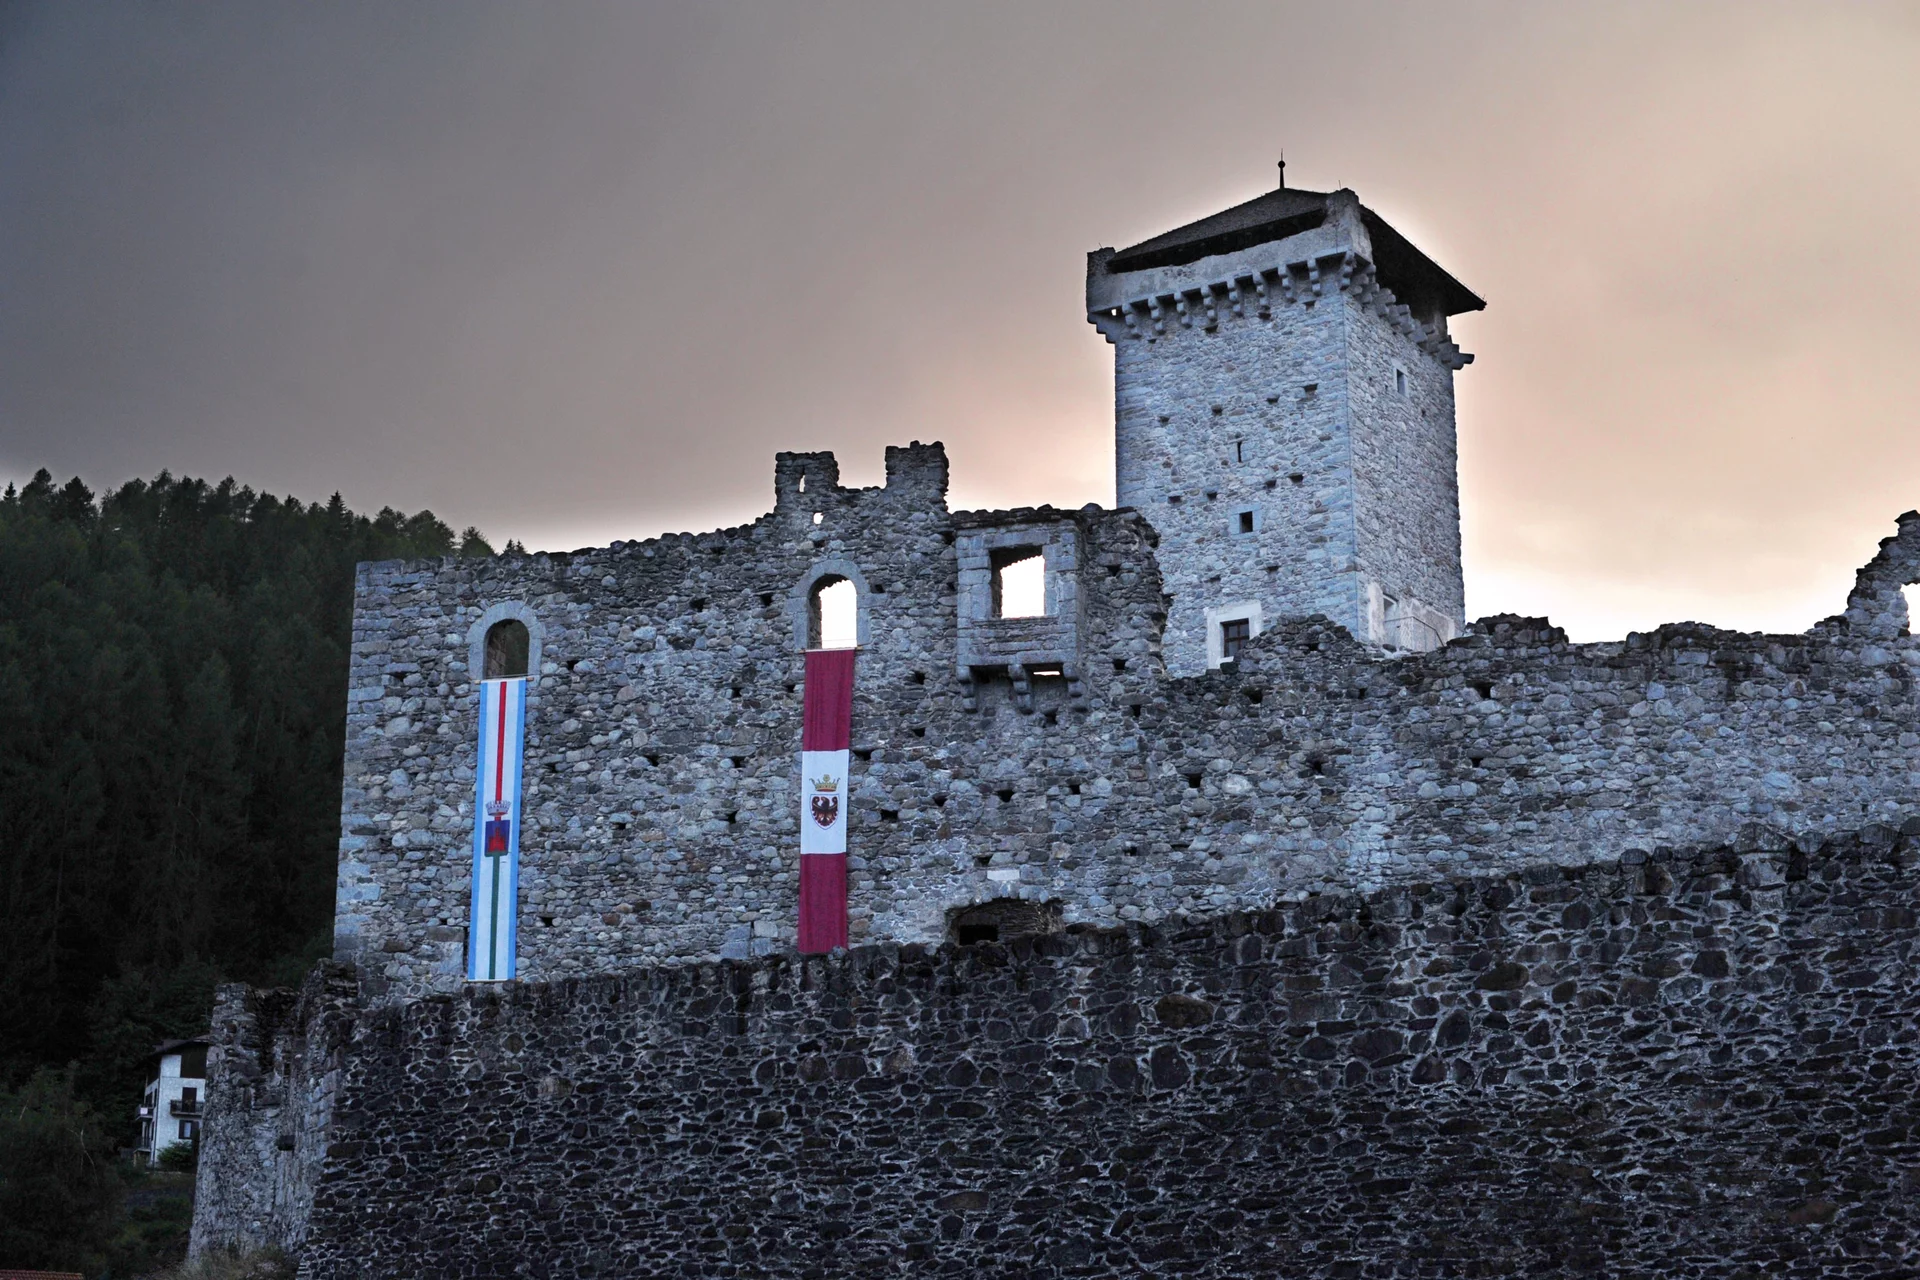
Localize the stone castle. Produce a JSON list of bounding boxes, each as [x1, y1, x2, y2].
[[192, 180, 1920, 1276]]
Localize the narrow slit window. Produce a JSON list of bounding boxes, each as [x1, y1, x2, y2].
[[991, 547, 1047, 619], [809, 575, 858, 650], [1394, 367, 1408, 396], [483, 619, 530, 679]]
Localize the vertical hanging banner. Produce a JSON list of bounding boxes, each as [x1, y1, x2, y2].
[[468, 677, 526, 981], [797, 648, 855, 953]]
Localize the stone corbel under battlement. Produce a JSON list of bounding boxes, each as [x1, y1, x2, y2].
[[1087, 252, 1473, 371]]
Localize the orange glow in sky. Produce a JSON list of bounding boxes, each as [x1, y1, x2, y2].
[[2, 2, 1916, 640]]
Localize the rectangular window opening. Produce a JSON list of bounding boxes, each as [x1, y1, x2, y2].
[[1237, 511, 1255, 535], [1220, 618, 1251, 662], [990, 547, 1047, 618]]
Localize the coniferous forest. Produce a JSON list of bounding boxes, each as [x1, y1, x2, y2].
[[0, 468, 494, 1272]]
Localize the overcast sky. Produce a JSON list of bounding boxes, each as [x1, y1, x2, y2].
[[3, 1, 1917, 639]]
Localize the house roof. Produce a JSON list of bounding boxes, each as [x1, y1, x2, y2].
[[1103, 186, 1485, 319], [147, 1036, 210, 1062]]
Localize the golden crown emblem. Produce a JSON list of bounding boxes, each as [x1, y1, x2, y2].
[[811, 773, 839, 793]]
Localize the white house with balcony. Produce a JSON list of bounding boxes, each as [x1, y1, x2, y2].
[[138, 1037, 209, 1164]]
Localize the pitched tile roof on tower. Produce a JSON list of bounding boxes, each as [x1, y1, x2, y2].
[[1104, 185, 1485, 319]]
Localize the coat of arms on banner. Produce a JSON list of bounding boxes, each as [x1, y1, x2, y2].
[[809, 773, 840, 828]]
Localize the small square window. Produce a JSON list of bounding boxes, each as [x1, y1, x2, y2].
[[1220, 618, 1251, 662], [1231, 506, 1259, 537], [990, 547, 1046, 618], [1237, 511, 1254, 535]]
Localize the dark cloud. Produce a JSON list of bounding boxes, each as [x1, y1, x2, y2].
[[3, 1, 1916, 637]]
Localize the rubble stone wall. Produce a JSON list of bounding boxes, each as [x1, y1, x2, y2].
[[334, 437, 1920, 1006], [188, 965, 357, 1259], [288, 827, 1920, 1278]]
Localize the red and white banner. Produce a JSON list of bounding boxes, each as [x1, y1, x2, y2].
[[797, 648, 854, 952]]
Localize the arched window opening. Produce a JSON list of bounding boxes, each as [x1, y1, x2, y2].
[[809, 576, 858, 650], [991, 546, 1046, 618], [484, 619, 531, 679]]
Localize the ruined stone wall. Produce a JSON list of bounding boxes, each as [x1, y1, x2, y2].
[[334, 443, 1175, 1004], [285, 826, 1920, 1277], [189, 965, 357, 1259], [335, 441, 1920, 1005]]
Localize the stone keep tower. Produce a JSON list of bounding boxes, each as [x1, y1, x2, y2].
[[1087, 184, 1484, 674]]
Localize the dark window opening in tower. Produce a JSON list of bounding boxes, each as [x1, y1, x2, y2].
[[1237, 511, 1255, 535], [484, 619, 531, 679], [809, 576, 858, 649], [1395, 368, 1408, 396], [1220, 618, 1251, 662], [990, 547, 1046, 618]]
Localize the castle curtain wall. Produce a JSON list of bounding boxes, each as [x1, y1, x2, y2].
[[281, 830, 1919, 1276]]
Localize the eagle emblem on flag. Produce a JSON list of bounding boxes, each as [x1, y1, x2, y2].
[[809, 773, 840, 828]]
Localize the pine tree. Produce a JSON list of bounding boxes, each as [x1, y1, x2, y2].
[[0, 470, 495, 1132]]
